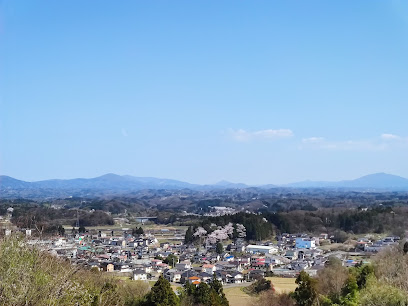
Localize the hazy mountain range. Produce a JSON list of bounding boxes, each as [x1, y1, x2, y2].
[[1, 173, 408, 197]]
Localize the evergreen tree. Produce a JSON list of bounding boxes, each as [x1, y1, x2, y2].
[[216, 242, 224, 254], [164, 254, 178, 267], [291, 271, 318, 306], [184, 226, 194, 244], [210, 274, 229, 306], [132, 227, 144, 236], [340, 275, 359, 306], [144, 276, 179, 306], [194, 282, 212, 305], [355, 265, 374, 289]]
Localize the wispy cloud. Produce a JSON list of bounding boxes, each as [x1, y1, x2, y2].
[[228, 128, 294, 142], [381, 133, 400, 140], [300, 133, 408, 151], [302, 137, 325, 144]]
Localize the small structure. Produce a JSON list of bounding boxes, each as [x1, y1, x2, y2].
[[246, 245, 278, 254], [133, 269, 148, 281], [295, 238, 316, 249]]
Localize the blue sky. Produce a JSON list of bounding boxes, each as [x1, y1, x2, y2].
[[1, 1, 408, 184]]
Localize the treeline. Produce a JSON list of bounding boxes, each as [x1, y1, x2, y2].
[[10, 206, 114, 235], [182, 207, 408, 243], [262, 206, 408, 236]]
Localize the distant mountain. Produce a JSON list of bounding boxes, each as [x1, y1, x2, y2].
[[214, 180, 249, 189], [286, 173, 408, 190], [1, 172, 408, 199], [0, 175, 30, 189], [0, 174, 197, 192], [339, 173, 408, 189]]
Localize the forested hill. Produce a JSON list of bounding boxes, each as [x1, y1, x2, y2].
[[1, 173, 408, 199]]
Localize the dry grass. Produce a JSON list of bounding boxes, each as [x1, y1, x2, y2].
[[266, 277, 297, 293], [224, 286, 254, 306]]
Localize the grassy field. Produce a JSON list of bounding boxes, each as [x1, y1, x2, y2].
[[266, 277, 297, 293], [224, 286, 254, 306]]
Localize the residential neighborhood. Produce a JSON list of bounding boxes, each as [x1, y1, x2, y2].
[[6, 224, 399, 290]]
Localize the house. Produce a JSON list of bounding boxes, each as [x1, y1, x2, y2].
[[106, 263, 114, 272], [188, 276, 201, 285], [154, 263, 169, 273], [175, 261, 191, 271], [248, 269, 265, 280], [151, 259, 163, 266], [164, 269, 182, 283], [199, 272, 213, 283], [246, 244, 278, 254], [229, 272, 244, 283], [319, 233, 329, 240], [133, 269, 147, 281], [295, 238, 316, 249], [250, 255, 265, 265], [202, 264, 216, 274], [180, 270, 198, 284], [88, 262, 100, 270], [284, 250, 298, 260], [265, 255, 289, 266]]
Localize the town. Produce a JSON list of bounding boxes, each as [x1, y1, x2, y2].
[[3, 218, 399, 291]]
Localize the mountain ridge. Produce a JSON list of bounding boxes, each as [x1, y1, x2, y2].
[[1, 173, 408, 195]]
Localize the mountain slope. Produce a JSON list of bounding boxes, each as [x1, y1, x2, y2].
[[340, 173, 408, 189], [1, 173, 408, 197], [286, 173, 408, 189], [0, 176, 30, 189], [0, 174, 197, 191]]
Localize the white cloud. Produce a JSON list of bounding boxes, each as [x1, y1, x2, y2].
[[302, 137, 325, 144], [228, 128, 294, 142], [381, 133, 400, 140]]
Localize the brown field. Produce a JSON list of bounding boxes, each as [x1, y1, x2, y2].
[[224, 286, 254, 306], [266, 277, 297, 293]]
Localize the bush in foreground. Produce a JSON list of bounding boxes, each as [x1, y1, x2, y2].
[[0, 236, 148, 305]]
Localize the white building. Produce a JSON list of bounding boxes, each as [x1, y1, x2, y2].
[[295, 238, 316, 249], [133, 269, 148, 281], [246, 245, 278, 254]]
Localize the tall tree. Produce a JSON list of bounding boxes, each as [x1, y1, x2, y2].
[[144, 276, 179, 306], [291, 271, 318, 306], [210, 274, 229, 306], [355, 265, 374, 289], [340, 275, 359, 306], [184, 226, 194, 244], [164, 254, 178, 267], [216, 242, 224, 254], [194, 282, 212, 305]]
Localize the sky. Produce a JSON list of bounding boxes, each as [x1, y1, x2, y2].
[[1, 1, 408, 185]]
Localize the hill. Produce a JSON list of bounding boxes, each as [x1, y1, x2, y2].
[[286, 173, 408, 190], [2, 172, 408, 199]]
